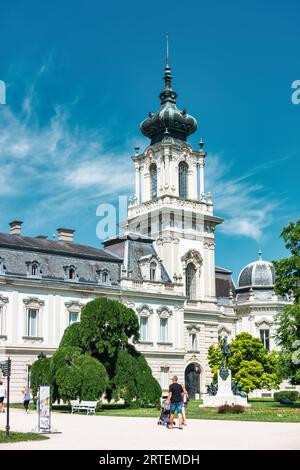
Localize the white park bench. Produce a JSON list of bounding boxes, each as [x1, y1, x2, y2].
[[71, 400, 99, 415]]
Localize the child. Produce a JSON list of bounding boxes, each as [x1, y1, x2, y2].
[[23, 386, 31, 413]]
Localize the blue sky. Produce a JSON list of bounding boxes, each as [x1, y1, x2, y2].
[[0, 0, 299, 282]]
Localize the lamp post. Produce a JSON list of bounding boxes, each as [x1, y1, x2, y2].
[[0, 357, 11, 437]]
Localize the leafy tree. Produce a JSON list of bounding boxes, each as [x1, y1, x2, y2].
[[51, 347, 108, 402], [80, 297, 140, 394], [74, 354, 108, 401], [273, 219, 300, 302], [80, 298, 140, 361], [273, 218, 300, 384], [59, 322, 82, 348], [208, 333, 281, 392], [112, 347, 161, 407], [30, 297, 160, 407], [30, 357, 58, 403]]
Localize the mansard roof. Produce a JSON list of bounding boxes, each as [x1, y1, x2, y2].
[[0, 232, 122, 286], [0, 232, 122, 262], [103, 234, 171, 283]]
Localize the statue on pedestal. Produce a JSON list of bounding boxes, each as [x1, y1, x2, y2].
[[219, 337, 231, 381]]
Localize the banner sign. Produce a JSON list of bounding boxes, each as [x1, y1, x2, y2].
[[38, 385, 51, 432]]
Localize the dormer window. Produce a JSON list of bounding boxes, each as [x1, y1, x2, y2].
[[26, 261, 41, 279], [0, 257, 6, 275], [96, 268, 111, 285], [69, 268, 75, 280], [150, 262, 157, 281], [64, 265, 78, 282]]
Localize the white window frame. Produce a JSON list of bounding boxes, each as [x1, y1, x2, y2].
[[191, 333, 197, 351], [136, 305, 154, 344], [160, 366, 170, 390], [0, 295, 9, 338], [65, 301, 83, 328], [27, 308, 38, 337], [160, 317, 168, 342], [23, 297, 44, 340], [187, 323, 200, 352], [260, 328, 270, 351], [69, 311, 79, 325], [140, 316, 148, 342]]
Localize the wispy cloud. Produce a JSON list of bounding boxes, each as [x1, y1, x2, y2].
[[206, 153, 282, 241], [0, 66, 283, 241], [0, 82, 136, 230]]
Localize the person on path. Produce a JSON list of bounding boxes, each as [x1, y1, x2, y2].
[[22, 386, 31, 413], [166, 376, 184, 430], [182, 386, 189, 426], [0, 380, 6, 413]]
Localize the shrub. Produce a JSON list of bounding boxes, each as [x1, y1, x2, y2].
[[59, 322, 82, 348], [30, 357, 53, 402], [217, 404, 245, 414], [273, 391, 299, 402], [74, 354, 108, 401], [80, 298, 140, 360], [51, 347, 108, 402], [112, 347, 161, 407]]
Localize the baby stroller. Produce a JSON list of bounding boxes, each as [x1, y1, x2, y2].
[[157, 399, 175, 427]]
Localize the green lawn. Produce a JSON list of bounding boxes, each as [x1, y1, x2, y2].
[[0, 430, 48, 444], [11, 399, 300, 423]]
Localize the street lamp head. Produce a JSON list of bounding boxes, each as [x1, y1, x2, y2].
[[37, 352, 46, 360]]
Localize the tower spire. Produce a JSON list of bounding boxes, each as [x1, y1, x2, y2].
[[160, 33, 177, 105], [166, 32, 169, 67]]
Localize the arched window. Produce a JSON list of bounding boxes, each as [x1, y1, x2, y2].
[[179, 161, 188, 199], [69, 268, 76, 280], [150, 262, 156, 281], [150, 163, 157, 200], [102, 270, 108, 283], [186, 263, 196, 299], [31, 263, 38, 276]]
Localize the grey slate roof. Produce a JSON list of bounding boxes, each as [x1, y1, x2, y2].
[[127, 239, 171, 282], [0, 233, 120, 261], [215, 267, 235, 301], [0, 233, 122, 286], [103, 233, 171, 282]]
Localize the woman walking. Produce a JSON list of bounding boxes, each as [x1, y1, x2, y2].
[[23, 386, 31, 413], [182, 386, 189, 426], [0, 381, 6, 413]]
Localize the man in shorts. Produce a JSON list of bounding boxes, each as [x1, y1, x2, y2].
[[166, 375, 184, 430]]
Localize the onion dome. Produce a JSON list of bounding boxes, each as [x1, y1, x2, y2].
[[237, 251, 275, 288], [140, 35, 197, 145]]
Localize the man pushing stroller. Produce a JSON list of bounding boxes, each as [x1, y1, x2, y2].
[[166, 376, 184, 430]]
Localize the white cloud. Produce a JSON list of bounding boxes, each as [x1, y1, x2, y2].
[[0, 68, 282, 241], [205, 153, 282, 241]]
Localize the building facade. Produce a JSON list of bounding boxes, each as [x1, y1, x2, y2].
[[0, 56, 295, 401]]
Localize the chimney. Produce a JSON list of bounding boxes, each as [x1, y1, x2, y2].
[[9, 220, 23, 235], [57, 227, 75, 242]]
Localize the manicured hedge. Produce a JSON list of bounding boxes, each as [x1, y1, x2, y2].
[[273, 391, 299, 401]]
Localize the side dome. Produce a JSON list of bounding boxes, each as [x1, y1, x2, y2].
[[238, 253, 275, 288]]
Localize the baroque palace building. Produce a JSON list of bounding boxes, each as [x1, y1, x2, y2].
[[0, 54, 294, 402]]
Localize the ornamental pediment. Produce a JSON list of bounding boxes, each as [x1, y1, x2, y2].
[[23, 296, 45, 307]]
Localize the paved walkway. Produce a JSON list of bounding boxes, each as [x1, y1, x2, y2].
[[1, 409, 300, 450]]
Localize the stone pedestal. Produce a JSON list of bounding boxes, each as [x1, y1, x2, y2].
[[201, 369, 249, 407]]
